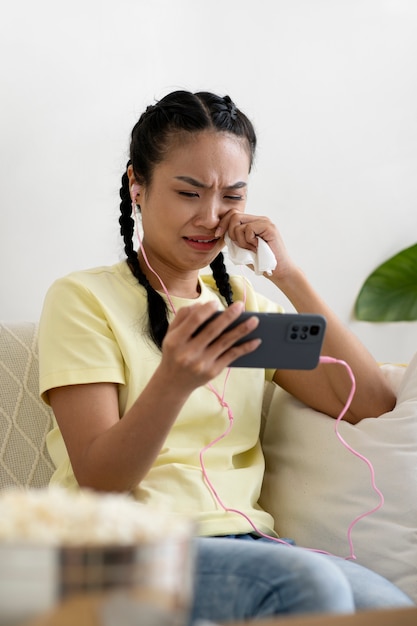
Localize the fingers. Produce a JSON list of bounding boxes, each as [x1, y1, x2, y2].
[[169, 301, 251, 347], [215, 209, 243, 239], [162, 301, 261, 385], [194, 303, 259, 353], [168, 300, 222, 335], [232, 221, 261, 252], [216, 210, 276, 253]]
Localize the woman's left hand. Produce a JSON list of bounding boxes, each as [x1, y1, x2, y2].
[[215, 210, 396, 423], [216, 209, 296, 282]]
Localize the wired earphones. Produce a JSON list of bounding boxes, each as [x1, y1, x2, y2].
[[130, 190, 384, 561]]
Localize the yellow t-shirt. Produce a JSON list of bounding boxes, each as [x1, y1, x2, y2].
[[38, 261, 283, 537]]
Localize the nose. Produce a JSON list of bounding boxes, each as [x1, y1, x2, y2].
[[193, 196, 224, 230]]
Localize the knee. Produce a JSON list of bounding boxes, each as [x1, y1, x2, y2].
[[192, 539, 355, 621], [264, 548, 355, 616]]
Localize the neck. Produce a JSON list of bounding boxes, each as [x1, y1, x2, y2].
[[137, 251, 201, 300]]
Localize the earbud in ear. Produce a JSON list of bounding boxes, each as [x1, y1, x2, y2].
[[130, 183, 141, 203]]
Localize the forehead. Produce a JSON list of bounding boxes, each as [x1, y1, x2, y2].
[[160, 130, 251, 181]]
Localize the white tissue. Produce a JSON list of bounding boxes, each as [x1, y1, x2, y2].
[[224, 233, 277, 276]]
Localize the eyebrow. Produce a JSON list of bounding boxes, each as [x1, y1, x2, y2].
[[174, 176, 247, 191]]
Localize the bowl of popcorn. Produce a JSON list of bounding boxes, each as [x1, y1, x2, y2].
[[0, 488, 195, 626]]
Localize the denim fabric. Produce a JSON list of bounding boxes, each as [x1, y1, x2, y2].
[[189, 535, 414, 625]]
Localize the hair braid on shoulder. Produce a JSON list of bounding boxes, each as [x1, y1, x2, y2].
[[119, 167, 136, 261], [210, 253, 234, 306], [119, 164, 169, 349]]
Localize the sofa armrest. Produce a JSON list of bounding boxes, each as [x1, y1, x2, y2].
[[0, 322, 54, 489]]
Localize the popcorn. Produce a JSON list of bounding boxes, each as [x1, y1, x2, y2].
[[0, 487, 191, 546]]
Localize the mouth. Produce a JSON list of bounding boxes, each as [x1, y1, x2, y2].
[[185, 237, 218, 243], [183, 236, 220, 251]]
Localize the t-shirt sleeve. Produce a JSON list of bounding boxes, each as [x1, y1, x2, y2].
[[38, 276, 126, 405]]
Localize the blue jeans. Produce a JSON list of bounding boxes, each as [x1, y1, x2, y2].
[[189, 535, 414, 625]]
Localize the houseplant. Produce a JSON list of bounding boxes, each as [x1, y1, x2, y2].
[[354, 243, 417, 321]]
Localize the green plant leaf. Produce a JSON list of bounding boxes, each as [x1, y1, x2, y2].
[[355, 243, 417, 321]]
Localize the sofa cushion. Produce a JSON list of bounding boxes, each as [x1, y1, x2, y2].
[[260, 355, 417, 603], [0, 322, 54, 489]]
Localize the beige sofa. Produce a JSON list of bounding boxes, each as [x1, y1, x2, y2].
[[1, 321, 416, 604], [0, 322, 54, 488]]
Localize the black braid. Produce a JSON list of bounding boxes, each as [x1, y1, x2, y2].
[[210, 253, 234, 306], [118, 164, 169, 349], [120, 90, 257, 349]]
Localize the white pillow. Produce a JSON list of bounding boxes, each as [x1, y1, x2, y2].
[[260, 354, 417, 603]]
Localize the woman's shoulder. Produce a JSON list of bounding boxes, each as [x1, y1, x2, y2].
[[45, 261, 139, 298], [41, 261, 146, 325], [39, 261, 148, 350], [50, 261, 130, 288]]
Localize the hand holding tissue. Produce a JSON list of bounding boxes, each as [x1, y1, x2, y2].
[[224, 233, 277, 276]]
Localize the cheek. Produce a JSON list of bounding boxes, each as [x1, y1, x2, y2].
[[141, 208, 175, 239]]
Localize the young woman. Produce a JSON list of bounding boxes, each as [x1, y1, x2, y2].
[[38, 90, 413, 623]]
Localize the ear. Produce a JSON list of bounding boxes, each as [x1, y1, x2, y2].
[[127, 165, 141, 204]]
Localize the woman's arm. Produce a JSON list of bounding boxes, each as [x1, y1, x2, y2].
[[218, 212, 396, 424], [270, 267, 396, 423], [48, 374, 190, 493], [48, 300, 261, 492]]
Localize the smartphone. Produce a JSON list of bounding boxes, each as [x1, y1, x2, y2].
[[197, 312, 327, 369]]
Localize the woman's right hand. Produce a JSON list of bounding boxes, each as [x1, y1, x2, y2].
[[158, 301, 260, 393]]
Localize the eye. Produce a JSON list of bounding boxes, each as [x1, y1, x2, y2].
[[225, 195, 244, 201], [179, 191, 199, 198]]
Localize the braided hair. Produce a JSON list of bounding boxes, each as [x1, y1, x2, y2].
[[119, 90, 257, 349]]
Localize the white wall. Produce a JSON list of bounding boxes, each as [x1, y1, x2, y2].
[[1, 0, 417, 363]]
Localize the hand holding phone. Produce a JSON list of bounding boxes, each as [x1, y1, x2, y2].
[[196, 312, 326, 369]]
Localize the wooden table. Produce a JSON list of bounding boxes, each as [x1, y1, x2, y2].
[[21, 602, 417, 626], [227, 606, 417, 626]]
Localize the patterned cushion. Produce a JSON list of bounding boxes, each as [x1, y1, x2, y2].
[[0, 322, 54, 489]]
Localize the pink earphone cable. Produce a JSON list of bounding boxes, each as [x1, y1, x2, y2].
[[132, 199, 383, 560], [319, 356, 385, 558], [132, 199, 234, 404], [199, 355, 384, 560]]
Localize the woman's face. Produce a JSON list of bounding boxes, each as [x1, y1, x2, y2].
[[133, 130, 251, 282]]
